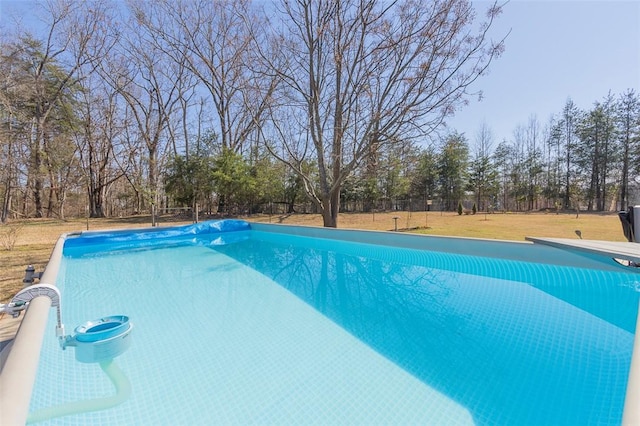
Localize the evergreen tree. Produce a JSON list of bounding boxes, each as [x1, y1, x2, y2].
[[523, 116, 545, 210], [437, 133, 469, 211], [468, 153, 499, 212], [410, 146, 439, 208], [493, 140, 512, 211], [576, 98, 617, 211], [211, 148, 255, 214], [543, 118, 564, 209], [559, 99, 581, 209], [468, 123, 499, 211], [164, 153, 215, 208]]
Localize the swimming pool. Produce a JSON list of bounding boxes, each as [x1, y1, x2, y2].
[[6, 220, 640, 424]]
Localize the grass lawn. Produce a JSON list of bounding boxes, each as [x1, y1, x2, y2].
[[0, 211, 628, 302]]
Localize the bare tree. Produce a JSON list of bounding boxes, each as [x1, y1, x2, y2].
[[98, 9, 193, 213], [73, 70, 133, 218], [262, 0, 505, 227], [129, 0, 275, 154]]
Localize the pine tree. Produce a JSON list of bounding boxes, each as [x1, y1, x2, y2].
[[559, 99, 581, 209], [438, 133, 469, 211], [617, 89, 640, 210]]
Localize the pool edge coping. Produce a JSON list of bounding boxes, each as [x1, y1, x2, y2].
[[0, 235, 66, 426]]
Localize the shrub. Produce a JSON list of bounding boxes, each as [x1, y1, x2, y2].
[[457, 202, 463, 216], [0, 224, 22, 251], [472, 203, 477, 215]]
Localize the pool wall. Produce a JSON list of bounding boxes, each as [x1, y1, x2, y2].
[[0, 235, 65, 426], [1, 221, 639, 425], [250, 222, 636, 272]]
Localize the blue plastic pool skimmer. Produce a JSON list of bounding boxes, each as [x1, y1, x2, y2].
[[8, 284, 133, 424]]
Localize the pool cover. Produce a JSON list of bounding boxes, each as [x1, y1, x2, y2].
[[63, 220, 251, 254]]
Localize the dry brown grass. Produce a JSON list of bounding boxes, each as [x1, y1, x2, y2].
[[0, 211, 627, 302], [255, 210, 626, 242], [0, 217, 177, 303]]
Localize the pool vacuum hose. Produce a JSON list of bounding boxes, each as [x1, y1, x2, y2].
[[26, 359, 131, 424], [8, 285, 133, 424], [23, 313, 133, 424]]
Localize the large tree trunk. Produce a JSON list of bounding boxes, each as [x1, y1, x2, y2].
[[320, 189, 340, 228], [322, 201, 340, 228], [321, 204, 337, 228], [32, 128, 44, 218], [148, 145, 158, 207], [1, 183, 11, 223], [46, 185, 55, 218], [59, 188, 67, 220], [89, 187, 106, 218], [33, 176, 44, 218], [2, 129, 15, 223]]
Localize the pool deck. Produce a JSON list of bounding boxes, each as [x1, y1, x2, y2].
[[525, 237, 640, 265]]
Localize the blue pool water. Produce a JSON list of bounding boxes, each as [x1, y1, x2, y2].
[[29, 224, 639, 425]]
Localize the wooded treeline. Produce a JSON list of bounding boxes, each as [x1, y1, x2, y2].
[[0, 1, 638, 227]]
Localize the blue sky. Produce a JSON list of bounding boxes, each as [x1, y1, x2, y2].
[[2, 0, 638, 150], [447, 0, 640, 147]]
